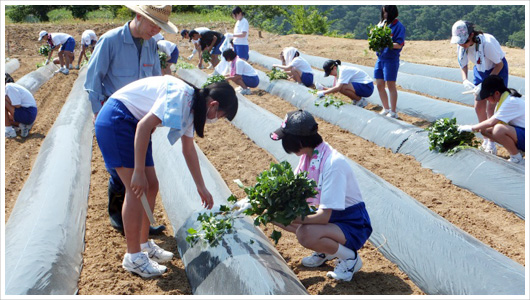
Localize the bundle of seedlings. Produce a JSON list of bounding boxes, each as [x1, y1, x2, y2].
[[38, 45, 51, 57], [366, 24, 394, 53], [426, 117, 478, 155], [266, 67, 289, 81], [202, 74, 227, 88], [202, 50, 212, 64], [158, 51, 168, 69]]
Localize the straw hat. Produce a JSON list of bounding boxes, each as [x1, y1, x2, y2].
[[126, 5, 178, 34]]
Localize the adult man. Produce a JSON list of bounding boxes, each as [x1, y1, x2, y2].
[[84, 5, 178, 234]]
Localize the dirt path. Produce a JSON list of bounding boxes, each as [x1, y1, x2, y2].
[[4, 22, 525, 296]]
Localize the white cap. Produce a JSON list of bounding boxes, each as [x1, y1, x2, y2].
[[38, 30, 48, 41], [450, 20, 469, 44]]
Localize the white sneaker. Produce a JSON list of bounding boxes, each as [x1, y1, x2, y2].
[[122, 252, 167, 278], [387, 111, 398, 118], [5, 126, 17, 138], [301, 252, 336, 267], [54, 67, 64, 74], [379, 108, 390, 115], [240, 88, 252, 95], [326, 255, 363, 281], [19, 123, 33, 138], [356, 98, 368, 108], [508, 156, 524, 165], [484, 141, 497, 155], [315, 82, 324, 91], [60, 68, 69, 75], [142, 239, 174, 263]]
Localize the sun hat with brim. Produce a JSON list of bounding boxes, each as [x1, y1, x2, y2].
[[478, 75, 506, 100], [450, 20, 469, 44], [126, 5, 178, 34], [270, 110, 318, 141], [38, 30, 48, 41]]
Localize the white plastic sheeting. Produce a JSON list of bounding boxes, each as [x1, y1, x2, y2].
[[176, 68, 524, 295], [15, 63, 58, 94], [5, 68, 93, 295], [248, 51, 479, 125], [6, 58, 20, 74]]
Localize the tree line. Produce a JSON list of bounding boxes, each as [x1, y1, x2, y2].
[[6, 4, 525, 48]]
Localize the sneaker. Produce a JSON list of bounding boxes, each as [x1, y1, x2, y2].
[[379, 108, 390, 115], [301, 252, 336, 267], [5, 126, 17, 138], [234, 86, 243, 92], [315, 82, 324, 90], [484, 141, 497, 155], [142, 239, 174, 263], [356, 98, 368, 108], [69, 64, 73, 69], [326, 255, 363, 282], [60, 68, 69, 75], [508, 156, 524, 165], [19, 123, 33, 138], [74, 65, 80, 70], [240, 88, 252, 95], [387, 111, 398, 118], [122, 252, 167, 278], [54, 67, 64, 74]]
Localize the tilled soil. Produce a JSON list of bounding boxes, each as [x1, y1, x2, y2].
[[3, 21, 525, 296]]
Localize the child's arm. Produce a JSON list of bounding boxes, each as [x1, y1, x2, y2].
[[182, 135, 214, 209], [295, 208, 332, 225]]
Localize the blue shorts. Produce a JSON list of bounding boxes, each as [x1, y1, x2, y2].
[[301, 72, 314, 87], [329, 202, 372, 251], [242, 75, 259, 88], [60, 37, 76, 52], [14, 106, 37, 125], [234, 44, 249, 60], [374, 58, 400, 81], [211, 37, 226, 55], [473, 57, 509, 86], [514, 126, 525, 151], [95, 98, 154, 170], [352, 81, 374, 98], [168, 47, 179, 64]]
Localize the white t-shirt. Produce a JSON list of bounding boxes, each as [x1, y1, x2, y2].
[[233, 17, 249, 45], [464, 33, 505, 71], [50, 33, 72, 46], [81, 30, 97, 47], [318, 149, 363, 210], [337, 66, 373, 85], [157, 40, 177, 57], [289, 57, 313, 74], [493, 94, 525, 128], [111, 76, 195, 138], [234, 59, 257, 76], [5, 83, 37, 108]]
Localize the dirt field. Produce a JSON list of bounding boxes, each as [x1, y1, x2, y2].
[[4, 21, 526, 296]]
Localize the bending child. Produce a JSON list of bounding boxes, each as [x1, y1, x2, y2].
[[272, 47, 314, 88], [220, 48, 259, 95]]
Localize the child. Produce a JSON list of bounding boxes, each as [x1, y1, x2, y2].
[[450, 20, 509, 154], [156, 39, 179, 75], [374, 5, 405, 118], [180, 27, 210, 61], [220, 49, 259, 95], [196, 30, 226, 69], [94, 75, 238, 278], [231, 6, 250, 60], [272, 47, 314, 88], [317, 60, 374, 108], [5, 73, 38, 138], [38, 30, 76, 75], [270, 110, 372, 281], [76, 29, 97, 69], [457, 75, 524, 165]]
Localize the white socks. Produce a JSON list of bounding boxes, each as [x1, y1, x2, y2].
[[140, 241, 150, 249], [332, 244, 357, 260]]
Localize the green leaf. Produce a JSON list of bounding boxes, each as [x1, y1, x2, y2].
[[270, 230, 282, 245]]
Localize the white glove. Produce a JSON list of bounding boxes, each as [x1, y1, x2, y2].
[[44, 59, 49, 65], [316, 91, 325, 98], [462, 79, 475, 90], [315, 82, 324, 91], [457, 125, 474, 133], [473, 83, 482, 96], [225, 33, 233, 40], [232, 197, 251, 216], [187, 54, 193, 60]]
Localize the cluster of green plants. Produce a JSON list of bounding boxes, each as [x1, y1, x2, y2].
[[158, 52, 168, 69], [426, 117, 478, 155], [38, 45, 51, 57], [185, 201, 238, 248], [175, 57, 195, 70], [308, 89, 345, 108], [202, 74, 226, 88], [366, 24, 394, 53], [202, 51, 212, 64], [266, 67, 289, 81], [80, 51, 92, 67]]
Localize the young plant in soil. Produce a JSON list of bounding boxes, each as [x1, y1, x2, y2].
[[175, 57, 195, 70], [426, 117, 478, 155], [366, 24, 394, 53], [202, 74, 227, 88], [308, 89, 345, 108], [158, 51, 168, 69], [267, 67, 289, 81]]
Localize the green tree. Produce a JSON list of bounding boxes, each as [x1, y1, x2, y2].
[[286, 5, 334, 35], [69, 5, 99, 20]]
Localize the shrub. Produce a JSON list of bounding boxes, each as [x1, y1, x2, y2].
[[47, 8, 74, 23], [86, 9, 114, 21]]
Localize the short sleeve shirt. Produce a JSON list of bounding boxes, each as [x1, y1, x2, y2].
[[199, 31, 224, 50], [493, 94, 525, 128], [49, 33, 72, 48], [289, 57, 313, 74], [465, 33, 505, 71], [81, 30, 97, 47], [6, 83, 37, 108], [157, 40, 177, 57], [337, 66, 373, 85], [235, 59, 258, 76], [233, 17, 249, 45]]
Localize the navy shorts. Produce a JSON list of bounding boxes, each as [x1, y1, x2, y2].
[[301, 72, 314, 87], [329, 202, 372, 251], [211, 37, 226, 55], [473, 57, 509, 86], [168, 47, 179, 64], [95, 98, 154, 170], [60, 37, 76, 52], [374, 58, 400, 81], [514, 126, 525, 151], [242, 75, 259, 88], [234, 44, 249, 60], [14, 106, 37, 125], [352, 81, 374, 97]]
